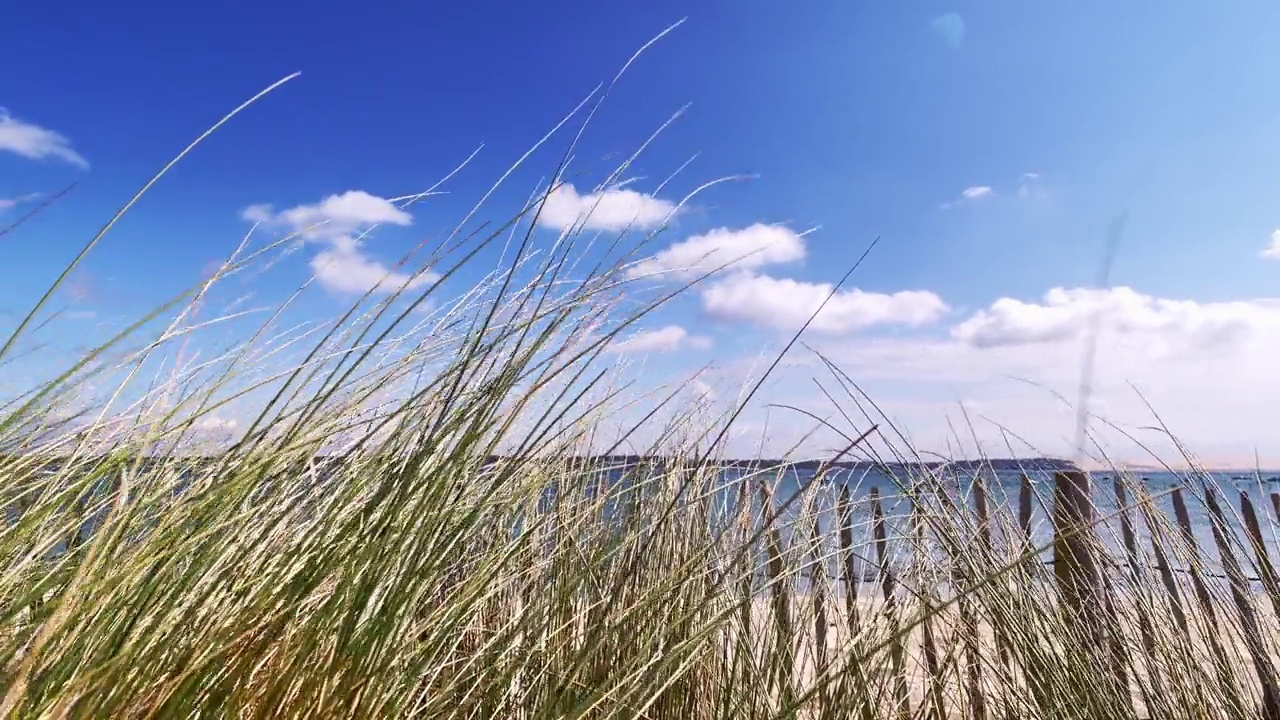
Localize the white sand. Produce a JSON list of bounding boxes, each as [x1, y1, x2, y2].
[[728, 586, 1280, 718]]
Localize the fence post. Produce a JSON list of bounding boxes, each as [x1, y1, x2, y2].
[[1018, 474, 1033, 548], [1052, 471, 1101, 637], [967, 476, 995, 720], [757, 481, 796, 710], [1054, 470, 1135, 712], [837, 485, 861, 630], [1170, 486, 1248, 718], [1114, 476, 1158, 656], [1239, 491, 1280, 619], [1205, 486, 1280, 719], [871, 487, 912, 720]]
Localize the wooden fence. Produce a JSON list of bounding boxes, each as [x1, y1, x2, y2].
[[850, 471, 1280, 719]]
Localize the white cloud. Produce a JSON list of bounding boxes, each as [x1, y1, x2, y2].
[[687, 335, 714, 351], [701, 272, 949, 334], [537, 182, 675, 232], [0, 109, 89, 169], [240, 204, 275, 224], [311, 243, 433, 295], [187, 415, 241, 447], [951, 286, 1270, 350], [940, 185, 994, 209], [690, 378, 715, 400], [764, 286, 1280, 467], [1261, 230, 1280, 260], [242, 191, 435, 295], [195, 416, 239, 433], [629, 224, 807, 280], [242, 191, 413, 241], [607, 325, 711, 354]]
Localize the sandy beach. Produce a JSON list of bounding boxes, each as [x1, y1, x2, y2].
[[726, 584, 1280, 718]]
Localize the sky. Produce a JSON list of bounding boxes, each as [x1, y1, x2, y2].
[[5, 1, 1280, 468]]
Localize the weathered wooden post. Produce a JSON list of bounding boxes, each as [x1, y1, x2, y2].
[[1239, 491, 1280, 619], [1052, 471, 1101, 637], [1206, 486, 1280, 719], [836, 485, 861, 629], [1018, 474, 1034, 548], [967, 476, 995, 720], [1053, 470, 1133, 711], [1113, 475, 1168, 717], [757, 480, 796, 710], [1170, 486, 1248, 718], [871, 487, 912, 720]]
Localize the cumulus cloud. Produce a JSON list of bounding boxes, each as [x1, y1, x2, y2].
[[311, 242, 432, 295], [537, 182, 675, 232], [242, 191, 436, 295], [607, 325, 711, 354], [701, 273, 949, 334], [0, 109, 89, 169], [762, 286, 1280, 466], [951, 286, 1271, 350], [525, 282, 1280, 466], [1262, 230, 1280, 260], [940, 185, 994, 210], [629, 224, 807, 280], [242, 190, 413, 241]]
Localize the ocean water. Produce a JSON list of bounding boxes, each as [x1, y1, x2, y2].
[[20, 462, 1280, 593], [756, 466, 1280, 587]]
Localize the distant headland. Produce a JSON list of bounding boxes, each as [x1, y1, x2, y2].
[[540, 455, 1082, 474]]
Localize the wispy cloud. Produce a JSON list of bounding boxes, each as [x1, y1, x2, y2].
[[942, 175, 1046, 209], [63, 270, 96, 303], [1262, 229, 1280, 260], [930, 13, 966, 49], [940, 185, 994, 210], [243, 191, 437, 295], [537, 182, 675, 232], [0, 192, 40, 211], [607, 325, 711, 354], [1017, 172, 1042, 198], [0, 109, 89, 169]]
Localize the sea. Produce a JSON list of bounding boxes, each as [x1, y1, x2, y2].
[[18, 460, 1280, 592], [755, 465, 1280, 588]]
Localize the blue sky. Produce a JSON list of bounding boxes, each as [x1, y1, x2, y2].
[[5, 1, 1280, 466]]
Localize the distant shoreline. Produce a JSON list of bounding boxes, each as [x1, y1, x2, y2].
[[24, 454, 1280, 477], [17, 454, 1077, 470]]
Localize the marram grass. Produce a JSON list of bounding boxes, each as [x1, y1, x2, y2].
[[3, 80, 1280, 720]]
